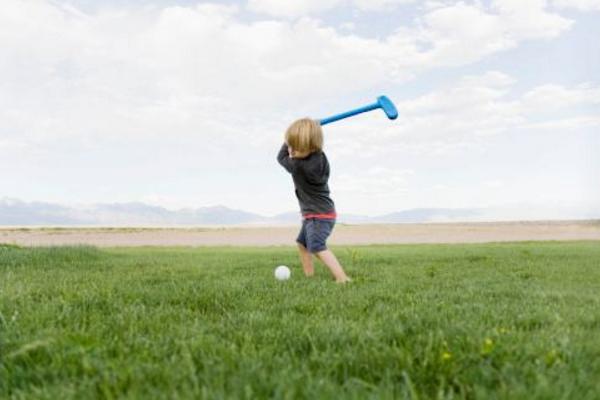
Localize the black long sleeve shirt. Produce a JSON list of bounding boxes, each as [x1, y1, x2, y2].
[[277, 143, 336, 216]]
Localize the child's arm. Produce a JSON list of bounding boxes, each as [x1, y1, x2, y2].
[[277, 143, 297, 173]]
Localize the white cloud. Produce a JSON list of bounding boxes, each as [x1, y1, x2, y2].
[[247, 0, 344, 17], [418, 1, 572, 66], [324, 71, 600, 163], [247, 0, 415, 17], [484, 180, 504, 188], [398, 71, 515, 115], [0, 1, 573, 113], [246, 0, 573, 60], [0, 0, 572, 155], [521, 83, 600, 112], [522, 116, 600, 130], [0, 0, 592, 215], [333, 167, 415, 196], [424, 1, 452, 10], [492, 0, 573, 39], [353, 0, 416, 11], [553, 0, 600, 11], [339, 21, 356, 31], [459, 70, 517, 88]]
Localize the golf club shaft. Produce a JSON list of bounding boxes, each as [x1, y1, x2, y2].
[[319, 102, 380, 126]]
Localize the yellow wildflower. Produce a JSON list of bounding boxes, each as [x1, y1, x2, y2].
[[481, 338, 495, 355]]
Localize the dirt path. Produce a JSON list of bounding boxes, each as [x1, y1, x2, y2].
[[1, 220, 599, 247]]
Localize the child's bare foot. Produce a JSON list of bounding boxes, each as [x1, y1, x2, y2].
[[336, 277, 352, 284]]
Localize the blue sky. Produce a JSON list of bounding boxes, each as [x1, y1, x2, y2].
[[1, 0, 599, 217]]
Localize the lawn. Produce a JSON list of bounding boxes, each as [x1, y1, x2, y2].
[[1, 242, 599, 399]]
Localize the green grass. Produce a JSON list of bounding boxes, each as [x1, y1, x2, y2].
[[1, 242, 599, 399]]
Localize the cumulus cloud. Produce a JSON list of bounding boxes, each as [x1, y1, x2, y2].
[[417, 0, 572, 66], [324, 71, 600, 163], [353, 0, 417, 11], [0, 0, 591, 214], [0, 0, 573, 123], [520, 83, 600, 112], [553, 0, 600, 11], [247, 0, 415, 17], [247, 0, 343, 17], [492, 0, 573, 38], [410, 75, 600, 136]]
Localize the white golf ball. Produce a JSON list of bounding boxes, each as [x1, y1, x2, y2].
[[274, 265, 291, 281]]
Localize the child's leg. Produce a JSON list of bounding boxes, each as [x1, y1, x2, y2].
[[297, 243, 315, 277], [296, 220, 314, 277], [316, 249, 351, 283], [305, 219, 351, 283]]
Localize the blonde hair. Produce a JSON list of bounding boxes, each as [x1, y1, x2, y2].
[[285, 118, 323, 154]]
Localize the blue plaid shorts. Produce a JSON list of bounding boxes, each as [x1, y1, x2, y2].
[[296, 218, 335, 253]]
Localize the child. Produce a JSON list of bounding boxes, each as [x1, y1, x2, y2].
[[277, 118, 351, 283]]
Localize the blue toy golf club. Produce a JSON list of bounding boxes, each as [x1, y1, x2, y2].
[[319, 95, 398, 126]]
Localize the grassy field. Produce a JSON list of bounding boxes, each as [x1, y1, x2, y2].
[[1, 242, 599, 399]]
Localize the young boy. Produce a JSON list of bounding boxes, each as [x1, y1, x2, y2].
[[277, 118, 351, 283]]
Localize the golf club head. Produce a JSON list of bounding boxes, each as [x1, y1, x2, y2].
[[377, 96, 398, 120]]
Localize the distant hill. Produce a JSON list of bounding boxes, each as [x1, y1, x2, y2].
[[0, 198, 264, 226], [0, 198, 598, 226], [0, 198, 85, 225]]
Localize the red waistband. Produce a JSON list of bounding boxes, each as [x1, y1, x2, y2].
[[303, 212, 337, 220]]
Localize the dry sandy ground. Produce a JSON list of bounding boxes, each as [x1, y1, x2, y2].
[[1, 220, 599, 247]]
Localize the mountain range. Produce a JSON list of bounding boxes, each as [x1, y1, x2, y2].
[[0, 198, 597, 226]]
